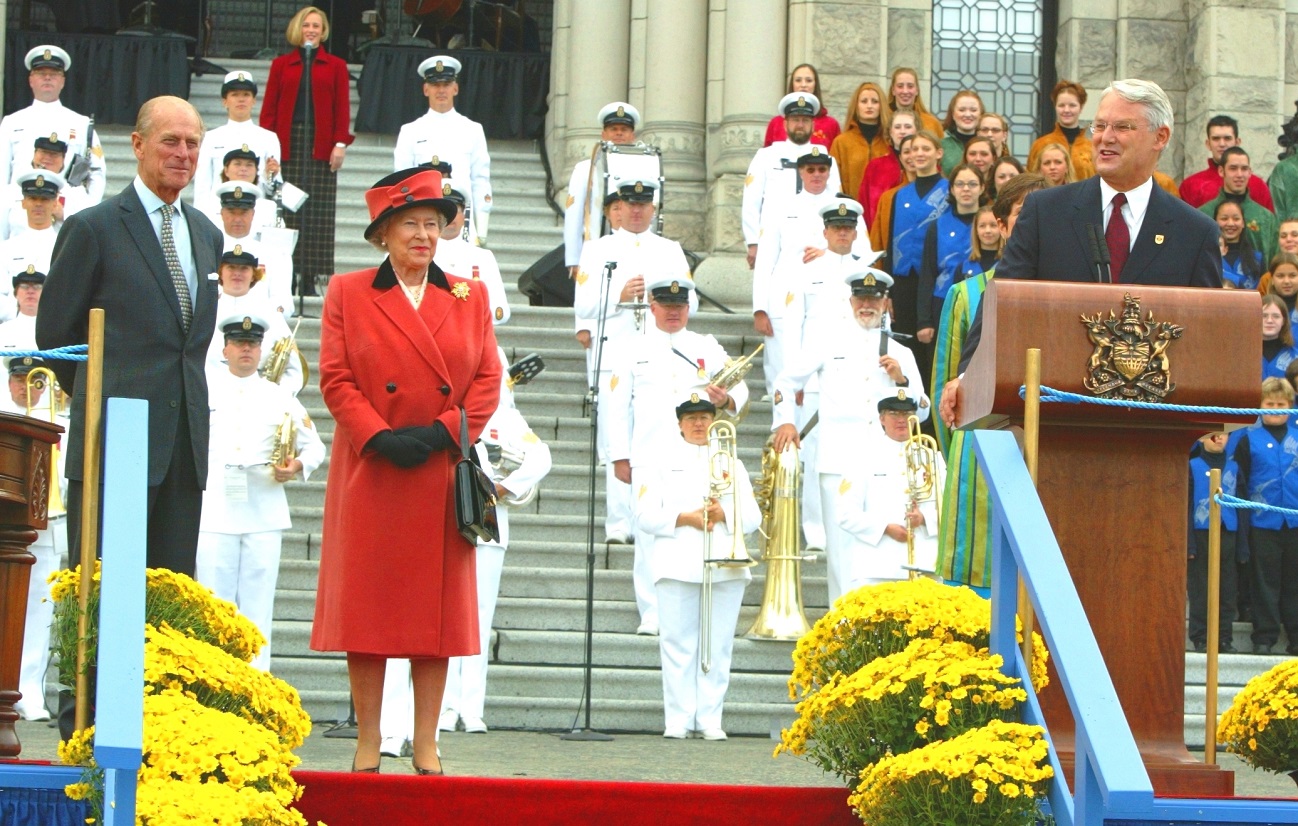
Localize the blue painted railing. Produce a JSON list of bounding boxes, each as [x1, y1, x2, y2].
[[973, 430, 1298, 826], [0, 397, 148, 825]]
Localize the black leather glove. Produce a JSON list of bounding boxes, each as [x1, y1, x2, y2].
[[394, 421, 454, 452], [367, 430, 433, 468]]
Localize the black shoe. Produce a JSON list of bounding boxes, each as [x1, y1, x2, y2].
[[1191, 641, 1207, 653], [1253, 643, 1276, 655], [1219, 643, 1238, 654], [413, 760, 444, 776]]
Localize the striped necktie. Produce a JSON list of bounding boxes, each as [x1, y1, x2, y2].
[[160, 203, 193, 329]]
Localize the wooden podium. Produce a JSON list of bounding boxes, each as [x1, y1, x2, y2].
[[0, 411, 64, 758], [960, 280, 1260, 797]]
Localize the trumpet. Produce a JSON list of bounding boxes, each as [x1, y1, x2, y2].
[[707, 344, 763, 422], [700, 419, 756, 673], [269, 412, 297, 472], [903, 414, 941, 579], [263, 317, 307, 390], [24, 366, 65, 518]]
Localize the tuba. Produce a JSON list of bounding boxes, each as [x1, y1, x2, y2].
[[746, 437, 810, 639], [25, 366, 65, 518], [903, 414, 941, 579], [700, 419, 756, 673], [269, 412, 296, 471]]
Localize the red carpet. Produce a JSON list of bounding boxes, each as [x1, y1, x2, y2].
[[291, 771, 860, 825]]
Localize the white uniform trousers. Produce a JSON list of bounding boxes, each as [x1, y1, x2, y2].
[[442, 544, 506, 722], [590, 346, 633, 539], [380, 657, 415, 745], [195, 530, 283, 671], [656, 577, 745, 732], [16, 516, 65, 720], [631, 470, 657, 627], [762, 319, 787, 400], [819, 472, 853, 605], [797, 391, 825, 550]]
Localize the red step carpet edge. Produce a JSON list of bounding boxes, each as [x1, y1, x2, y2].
[[290, 771, 862, 826]]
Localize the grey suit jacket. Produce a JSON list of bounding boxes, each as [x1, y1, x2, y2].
[[37, 182, 222, 485]]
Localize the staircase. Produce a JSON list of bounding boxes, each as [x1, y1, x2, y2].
[[86, 61, 1278, 742]]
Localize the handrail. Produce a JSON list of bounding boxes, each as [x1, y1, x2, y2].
[[972, 429, 1153, 824]]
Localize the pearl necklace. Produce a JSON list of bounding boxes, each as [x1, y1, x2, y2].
[[398, 274, 428, 308]]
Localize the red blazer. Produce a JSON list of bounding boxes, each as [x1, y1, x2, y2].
[[763, 111, 841, 149], [260, 47, 354, 162], [859, 150, 902, 231], [311, 261, 501, 657]]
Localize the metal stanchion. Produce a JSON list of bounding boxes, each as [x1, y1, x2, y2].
[[1204, 468, 1223, 765], [1019, 349, 1041, 677], [74, 310, 105, 733]]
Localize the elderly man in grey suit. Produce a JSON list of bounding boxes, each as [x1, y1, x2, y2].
[[37, 96, 222, 576], [940, 79, 1222, 428]]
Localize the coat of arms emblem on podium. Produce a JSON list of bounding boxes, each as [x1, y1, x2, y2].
[[1081, 292, 1184, 403]]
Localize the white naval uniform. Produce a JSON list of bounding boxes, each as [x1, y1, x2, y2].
[[192, 119, 283, 205], [772, 320, 928, 602], [0, 394, 68, 719], [434, 236, 510, 325], [197, 368, 323, 671], [741, 141, 840, 248], [0, 226, 55, 321], [0, 313, 37, 351], [0, 100, 105, 206], [783, 252, 862, 550], [636, 439, 758, 734], [207, 293, 304, 395], [382, 350, 551, 742], [222, 231, 294, 321], [574, 228, 695, 541], [836, 436, 943, 595], [2, 181, 86, 239], [200, 193, 279, 235], [393, 108, 492, 242], [606, 325, 750, 628], [563, 143, 663, 267]]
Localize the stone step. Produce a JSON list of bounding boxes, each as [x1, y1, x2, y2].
[[494, 628, 804, 674]]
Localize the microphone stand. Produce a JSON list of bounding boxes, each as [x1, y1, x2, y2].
[[1087, 224, 1112, 284], [562, 261, 616, 743]]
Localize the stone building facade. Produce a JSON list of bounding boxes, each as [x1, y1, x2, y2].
[[547, 0, 1298, 304]]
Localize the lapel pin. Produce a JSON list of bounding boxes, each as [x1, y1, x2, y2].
[[1154, 234, 1165, 245]]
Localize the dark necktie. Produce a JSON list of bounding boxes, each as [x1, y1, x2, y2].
[[160, 203, 192, 330], [1106, 192, 1130, 283]]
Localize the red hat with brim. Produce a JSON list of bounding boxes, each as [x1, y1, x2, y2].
[[364, 167, 458, 241]]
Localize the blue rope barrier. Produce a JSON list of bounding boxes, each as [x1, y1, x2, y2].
[[0, 344, 88, 362], [1019, 384, 1298, 417], [1214, 493, 1298, 518]]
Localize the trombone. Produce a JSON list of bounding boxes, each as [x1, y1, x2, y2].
[[25, 366, 65, 518], [903, 414, 941, 579], [700, 419, 756, 673]]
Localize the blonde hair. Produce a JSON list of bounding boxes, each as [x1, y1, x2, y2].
[[218, 261, 266, 285], [970, 205, 1001, 260], [1031, 143, 1075, 185], [286, 6, 330, 46], [1262, 376, 1295, 403]]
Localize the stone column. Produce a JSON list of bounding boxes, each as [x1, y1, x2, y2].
[[1116, 2, 1189, 178], [641, 0, 709, 250], [559, 0, 632, 178], [1055, 0, 1119, 118], [696, 0, 788, 306], [1184, 0, 1285, 180]]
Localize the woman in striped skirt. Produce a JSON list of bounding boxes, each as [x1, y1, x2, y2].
[[261, 5, 354, 297]]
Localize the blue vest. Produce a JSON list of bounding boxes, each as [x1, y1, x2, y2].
[[932, 210, 974, 300], [1221, 249, 1262, 290], [1190, 452, 1239, 531], [1263, 345, 1298, 380], [1243, 422, 1298, 529], [891, 180, 949, 277]]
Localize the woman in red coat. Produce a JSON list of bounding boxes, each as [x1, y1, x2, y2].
[[763, 64, 841, 148], [311, 167, 501, 775], [859, 110, 917, 231], [260, 5, 354, 297]]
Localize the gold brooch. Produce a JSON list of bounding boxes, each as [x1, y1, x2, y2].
[[451, 282, 471, 300]]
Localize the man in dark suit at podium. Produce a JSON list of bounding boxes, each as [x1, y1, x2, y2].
[[940, 78, 1222, 427]]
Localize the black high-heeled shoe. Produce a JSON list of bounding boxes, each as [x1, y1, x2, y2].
[[412, 759, 444, 776], [351, 757, 381, 774]]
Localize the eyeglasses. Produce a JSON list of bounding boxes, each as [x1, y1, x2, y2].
[[951, 180, 981, 189], [1090, 121, 1145, 135]]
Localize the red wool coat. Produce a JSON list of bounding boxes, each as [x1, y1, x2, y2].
[[260, 48, 354, 162], [311, 261, 501, 657]]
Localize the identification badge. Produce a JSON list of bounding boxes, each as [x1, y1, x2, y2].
[[224, 466, 250, 502]]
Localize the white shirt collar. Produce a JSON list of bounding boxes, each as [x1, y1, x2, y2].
[[133, 176, 178, 212], [1098, 176, 1153, 224]]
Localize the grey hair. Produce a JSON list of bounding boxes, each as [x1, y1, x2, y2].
[[1100, 79, 1174, 134]]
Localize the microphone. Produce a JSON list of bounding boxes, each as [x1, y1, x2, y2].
[[1086, 224, 1112, 284], [605, 261, 618, 271]]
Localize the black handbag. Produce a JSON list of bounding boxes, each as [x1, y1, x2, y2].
[[454, 407, 500, 544]]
